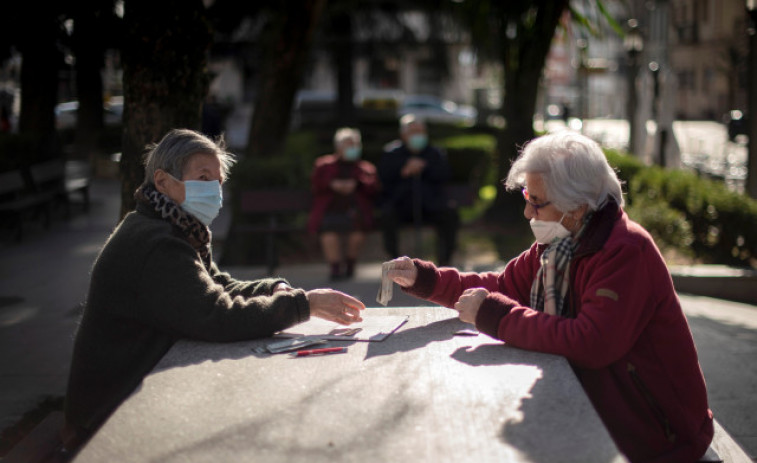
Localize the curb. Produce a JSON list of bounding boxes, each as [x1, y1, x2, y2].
[[670, 265, 757, 306]]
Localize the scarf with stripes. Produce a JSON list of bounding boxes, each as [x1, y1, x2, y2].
[[530, 211, 593, 317]]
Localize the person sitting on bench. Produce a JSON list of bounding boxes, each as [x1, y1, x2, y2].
[[307, 127, 379, 280], [377, 114, 459, 266]]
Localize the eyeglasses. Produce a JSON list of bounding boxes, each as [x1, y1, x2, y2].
[[522, 188, 552, 216]]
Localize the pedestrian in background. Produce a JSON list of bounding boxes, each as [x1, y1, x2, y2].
[[307, 127, 378, 280]]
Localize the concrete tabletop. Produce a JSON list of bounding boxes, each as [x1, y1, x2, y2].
[[73, 306, 626, 463]]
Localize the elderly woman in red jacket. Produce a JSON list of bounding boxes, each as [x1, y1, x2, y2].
[[308, 127, 378, 280], [385, 131, 714, 462]]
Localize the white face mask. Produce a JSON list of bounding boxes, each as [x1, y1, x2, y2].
[[530, 214, 571, 244]]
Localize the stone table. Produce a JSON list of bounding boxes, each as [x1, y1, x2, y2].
[[73, 306, 626, 463]]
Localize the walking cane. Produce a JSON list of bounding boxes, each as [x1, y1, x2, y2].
[[412, 174, 422, 256]]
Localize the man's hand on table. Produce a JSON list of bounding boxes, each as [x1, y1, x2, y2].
[[454, 288, 489, 324], [306, 289, 365, 325]]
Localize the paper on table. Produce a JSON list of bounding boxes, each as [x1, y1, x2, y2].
[[276, 315, 408, 341]]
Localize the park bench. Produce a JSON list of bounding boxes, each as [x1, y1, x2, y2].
[[0, 169, 54, 241], [1, 160, 92, 241], [233, 184, 476, 275], [234, 188, 313, 275], [29, 159, 91, 217]]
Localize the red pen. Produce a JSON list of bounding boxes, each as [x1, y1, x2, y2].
[[292, 347, 348, 357]]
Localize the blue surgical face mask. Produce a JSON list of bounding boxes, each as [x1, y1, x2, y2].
[[343, 146, 362, 161], [177, 177, 223, 226], [408, 134, 428, 151]]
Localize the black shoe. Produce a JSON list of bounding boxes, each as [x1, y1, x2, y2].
[[344, 259, 356, 279], [329, 263, 343, 281]]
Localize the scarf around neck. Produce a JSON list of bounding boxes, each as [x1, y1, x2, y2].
[[135, 184, 213, 271], [530, 211, 594, 317]]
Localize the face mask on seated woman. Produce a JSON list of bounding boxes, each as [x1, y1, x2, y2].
[[529, 213, 571, 244], [169, 174, 223, 226]]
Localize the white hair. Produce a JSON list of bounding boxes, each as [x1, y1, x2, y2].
[[399, 113, 426, 133], [504, 131, 625, 212], [333, 127, 361, 149]]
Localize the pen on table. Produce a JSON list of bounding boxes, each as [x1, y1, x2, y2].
[[291, 347, 348, 357]]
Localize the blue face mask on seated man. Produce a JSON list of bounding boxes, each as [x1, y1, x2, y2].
[[181, 179, 223, 226], [408, 134, 428, 151], [343, 146, 361, 161]]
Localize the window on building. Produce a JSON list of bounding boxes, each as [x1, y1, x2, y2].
[[678, 70, 695, 90], [698, 0, 708, 23], [702, 67, 714, 93]]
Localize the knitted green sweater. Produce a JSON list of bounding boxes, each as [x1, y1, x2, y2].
[[64, 203, 310, 433]]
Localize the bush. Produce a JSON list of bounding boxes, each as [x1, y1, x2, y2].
[[625, 198, 695, 255], [603, 148, 645, 200], [605, 150, 757, 267], [438, 133, 496, 186]]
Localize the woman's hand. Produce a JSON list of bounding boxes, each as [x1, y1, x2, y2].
[[454, 288, 489, 324], [330, 179, 357, 195], [306, 289, 365, 325], [385, 256, 418, 288]]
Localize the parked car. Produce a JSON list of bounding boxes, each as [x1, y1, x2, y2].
[[55, 96, 123, 130], [397, 94, 477, 127], [291, 90, 337, 128]]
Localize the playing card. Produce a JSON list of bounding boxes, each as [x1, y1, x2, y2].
[[376, 261, 394, 306]]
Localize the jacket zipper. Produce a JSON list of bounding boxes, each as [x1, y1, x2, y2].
[[627, 362, 677, 443]]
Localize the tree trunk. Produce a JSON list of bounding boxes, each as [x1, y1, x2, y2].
[[17, 8, 60, 162], [72, 2, 107, 166], [120, 0, 212, 219], [332, 11, 355, 127], [747, 17, 757, 200], [484, 0, 569, 225], [246, 0, 327, 159]]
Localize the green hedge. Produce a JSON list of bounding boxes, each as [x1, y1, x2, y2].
[[228, 129, 495, 204], [438, 133, 496, 187], [605, 149, 757, 267]]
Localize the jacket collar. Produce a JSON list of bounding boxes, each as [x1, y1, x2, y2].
[[574, 199, 621, 258]]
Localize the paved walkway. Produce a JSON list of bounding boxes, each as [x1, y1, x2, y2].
[[1, 176, 755, 459]]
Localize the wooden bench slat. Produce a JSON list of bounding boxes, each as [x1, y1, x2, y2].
[[0, 170, 55, 240], [234, 184, 476, 274]]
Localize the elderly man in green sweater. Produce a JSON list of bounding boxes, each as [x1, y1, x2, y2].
[[61, 128, 365, 454]]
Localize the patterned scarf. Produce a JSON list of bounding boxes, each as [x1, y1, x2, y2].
[[530, 211, 593, 317], [135, 184, 213, 271]]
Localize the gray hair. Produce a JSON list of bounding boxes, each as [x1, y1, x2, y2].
[[333, 127, 361, 149], [504, 131, 625, 212], [142, 129, 236, 186], [399, 113, 426, 134]]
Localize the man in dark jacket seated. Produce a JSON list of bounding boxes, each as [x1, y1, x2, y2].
[[378, 114, 459, 266]]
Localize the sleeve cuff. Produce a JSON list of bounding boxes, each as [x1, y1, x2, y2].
[[402, 258, 438, 299], [292, 289, 310, 323], [475, 293, 518, 340]]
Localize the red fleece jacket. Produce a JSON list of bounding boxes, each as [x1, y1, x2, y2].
[[307, 154, 378, 234], [404, 201, 713, 463]]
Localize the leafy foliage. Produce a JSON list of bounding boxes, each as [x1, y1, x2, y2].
[[606, 150, 757, 267]]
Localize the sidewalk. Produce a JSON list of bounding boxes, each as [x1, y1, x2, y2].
[[1, 176, 755, 458]]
